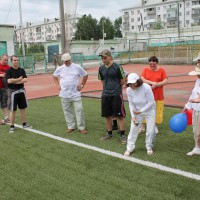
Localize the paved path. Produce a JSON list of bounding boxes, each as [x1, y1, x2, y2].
[[25, 63, 196, 108]]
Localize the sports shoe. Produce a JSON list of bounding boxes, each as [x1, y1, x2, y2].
[[66, 129, 75, 133], [4, 118, 10, 123], [124, 150, 131, 156], [9, 127, 15, 133], [112, 125, 118, 130], [0, 119, 5, 125], [186, 148, 200, 156], [100, 134, 113, 141], [23, 124, 32, 129], [155, 125, 159, 134], [79, 129, 87, 134], [121, 135, 127, 144], [147, 149, 153, 155]]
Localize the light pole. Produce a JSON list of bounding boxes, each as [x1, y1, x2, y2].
[[59, 0, 66, 53], [18, 0, 25, 57], [102, 19, 106, 45]]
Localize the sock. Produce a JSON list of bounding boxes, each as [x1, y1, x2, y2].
[[23, 122, 26, 126], [10, 125, 14, 128], [120, 130, 125, 137], [108, 131, 113, 135]]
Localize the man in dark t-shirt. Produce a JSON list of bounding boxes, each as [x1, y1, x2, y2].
[[6, 55, 32, 133], [98, 49, 126, 144]]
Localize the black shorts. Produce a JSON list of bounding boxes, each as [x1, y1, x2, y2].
[[7, 89, 28, 111], [101, 94, 126, 118], [0, 88, 8, 109]]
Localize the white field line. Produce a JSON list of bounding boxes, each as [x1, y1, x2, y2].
[[15, 124, 200, 181]]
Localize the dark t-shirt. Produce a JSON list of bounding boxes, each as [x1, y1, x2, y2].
[[6, 67, 27, 90], [98, 62, 125, 96]]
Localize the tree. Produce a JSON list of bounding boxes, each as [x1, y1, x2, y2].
[[153, 20, 164, 30], [114, 17, 122, 38], [74, 15, 115, 40], [98, 17, 115, 40], [74, 14, 99, 40]]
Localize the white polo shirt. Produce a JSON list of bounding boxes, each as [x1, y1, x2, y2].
[[185, 78, 200, 111], [53, 63, 87, 99]]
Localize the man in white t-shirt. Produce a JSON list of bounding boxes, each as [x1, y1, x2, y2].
[[53, 53, 88, 134]]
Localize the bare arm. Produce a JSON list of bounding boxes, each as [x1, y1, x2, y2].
[[53, 76, 61, 90], [141, 76, 168, 89], [77, 74, 88, 91], [7, 76, 25, 84]]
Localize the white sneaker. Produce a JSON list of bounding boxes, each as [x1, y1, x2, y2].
[[23, 124, 32, 129], [155, 126, 159, 134], [147, 149, 153, 155], [186, 148, 200, 156], [124, 150, 131, 156], [9, 127, 15, 133]]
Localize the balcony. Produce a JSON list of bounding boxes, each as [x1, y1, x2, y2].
[[146, 9, 156, 15], [192, 13, 200, 18], [191, 22, 200, 26], [167, 17, 177, 22]]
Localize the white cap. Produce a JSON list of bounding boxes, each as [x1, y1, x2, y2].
[[127, 73, 140, 84], [61, 53, 71, 61]]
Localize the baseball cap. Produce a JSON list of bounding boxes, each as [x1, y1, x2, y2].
[[99, 49, 111, 57], [61, 53, 71, 61], [127, 73, 140, 84]]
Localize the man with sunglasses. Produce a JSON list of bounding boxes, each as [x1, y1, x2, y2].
[[98, 49, 126, 144]]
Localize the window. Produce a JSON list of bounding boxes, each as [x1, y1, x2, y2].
[[131, 11, 134, 15], [137, 10, 140, 14], [131, 18, 134, 22], [132, 26, 134, 29], [186, 2, 190, 7], [186, 20, 189, 25], [186, 11, 190, 15], [157, 7, 160, 11], [137, 17, 140, 22]]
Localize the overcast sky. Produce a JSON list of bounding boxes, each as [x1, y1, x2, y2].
[[0, 0, 140, 25]]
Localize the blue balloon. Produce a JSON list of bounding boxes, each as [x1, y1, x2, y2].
[[169, 113, 187, 133]]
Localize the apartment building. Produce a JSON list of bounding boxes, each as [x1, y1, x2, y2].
[[15, 14, 80, 44], [121, 0, 200, 36]]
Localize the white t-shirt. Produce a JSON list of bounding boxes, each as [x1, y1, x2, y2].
[[185, 78, 200, 111], [126, 83, 155, 118], [53, 63, 87, 98]]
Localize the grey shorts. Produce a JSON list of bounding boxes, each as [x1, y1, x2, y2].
[[0, 88, 8, 109]]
